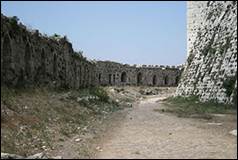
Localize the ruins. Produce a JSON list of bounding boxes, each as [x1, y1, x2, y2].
[[1, 1, 237, 104], [176, 1, 237, 104], [1, 14, 182, 89]]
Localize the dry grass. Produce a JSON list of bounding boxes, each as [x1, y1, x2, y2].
[[161, 96, 236, 119], [1, 86, 121, 156]]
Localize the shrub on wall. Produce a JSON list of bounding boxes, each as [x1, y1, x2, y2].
[[9, 16, 20, 33], [223, 76, 236, 97]]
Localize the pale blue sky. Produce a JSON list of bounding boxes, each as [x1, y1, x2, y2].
[[1, 1, 187, 65]]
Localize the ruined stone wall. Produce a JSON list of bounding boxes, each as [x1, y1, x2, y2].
[[176, 1, 237, 104], [1, 14, 182, 89], [95, 61, 182, 87], [1, 14, 96, 88]]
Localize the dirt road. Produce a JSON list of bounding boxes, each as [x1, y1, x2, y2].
[[94, 96, 237, 159]]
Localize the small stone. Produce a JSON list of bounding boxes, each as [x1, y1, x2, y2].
[[96, 146, 103, 151], [1, 153, 24, 159], [52, 156, 63, 159], [75, 138, 82, 142], [207, 122, 223, 126], [229, 129, 237, 136], [26, 152, 46, 159], [77, 97, 82, 102]]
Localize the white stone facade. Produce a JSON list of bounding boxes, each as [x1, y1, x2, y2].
[[176, 1, 237, 104], [187, 1, 207, 57]]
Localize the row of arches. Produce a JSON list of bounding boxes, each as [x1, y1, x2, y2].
[[102, 72, 175, 86]]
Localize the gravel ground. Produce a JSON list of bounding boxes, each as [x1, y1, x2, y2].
[[94, 96, 237, 159]]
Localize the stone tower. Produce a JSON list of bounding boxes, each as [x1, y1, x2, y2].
[[177, 1, 237, 104], [187, 1, 207, 57]]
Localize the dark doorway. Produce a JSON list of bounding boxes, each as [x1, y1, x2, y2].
[[164, 75, 168, 85], [109, 74, 112, 84], [98, 73, 101, 83], [113, 74, 116, 83], [2, 35, 12, 77], [53, 54, 57, 79], [175, 76, 180, 85], [152, 75, 157, 86], [121, 72, 127, 83], [25, 43, 31, 78], [41, 49, 46, 78], [137, 72, 142, 85]]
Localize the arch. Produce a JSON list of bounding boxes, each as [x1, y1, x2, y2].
[[79, 65, 82, 86], [98, 73, 101, 83], [25, 43, 32, 79], [152, 75, 157, 86], [108, 74, 112, 85], [175, 75, 180, 85], [137, 72, 142, 85], [121, 72, 127, 83], [113, 74, 116, 83], [53, 54, 57, 79], [164, 75, 168, 86], [2, 34, 12, 72], [41, 49, 46, 77]]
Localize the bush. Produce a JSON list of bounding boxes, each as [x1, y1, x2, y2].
[[9, 16, 20, 33], [232, 86, 237, 108], [223, 76, 236, 97], [89, 87, 109, 102]]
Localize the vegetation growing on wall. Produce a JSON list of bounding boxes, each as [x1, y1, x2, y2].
[[187, 53, 195, 66], [9, 16, 20, 35], [222, 75, 236, 97]]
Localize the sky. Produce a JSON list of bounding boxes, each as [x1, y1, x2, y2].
[[1, 1, 187, 66]]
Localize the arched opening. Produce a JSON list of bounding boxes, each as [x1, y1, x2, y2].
[[98, 73, 101, 83], [53, 54, 57, 79], [137, 72, 142, 85], [113, 74, 116, 83], [164, 75, 168, 86], [79, 65, 82, 86], [109, 74, 112, 85], [25, 43, 32, 79], [152, 75, 157, 86], [41, 49, 46, 77], [2, 34, 12, 74], [175, 76, 180, 85], [121, 72, 127, 83]]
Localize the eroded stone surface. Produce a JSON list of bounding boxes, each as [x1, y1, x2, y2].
[[176, 1, 237, 104], [1, 14, 182, 89]]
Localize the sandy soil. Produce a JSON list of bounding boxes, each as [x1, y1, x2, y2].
[[93, 96, 237, 159], [48, 88, 237, 159]]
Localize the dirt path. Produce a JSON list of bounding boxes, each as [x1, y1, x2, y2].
[[94, 96, 237, 159]]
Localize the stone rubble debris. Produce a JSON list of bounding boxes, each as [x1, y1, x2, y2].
[[229, 129, 237, 136], [1, 152, 50, 159]]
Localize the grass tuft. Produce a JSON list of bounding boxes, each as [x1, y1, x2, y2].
[[163, 95, 235, 119]]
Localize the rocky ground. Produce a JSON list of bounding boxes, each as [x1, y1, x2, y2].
[[94, 95, 237, 159], [1, 86, 237, 159]]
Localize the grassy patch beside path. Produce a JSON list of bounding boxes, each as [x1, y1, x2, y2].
[[161, 96, 236, 119]]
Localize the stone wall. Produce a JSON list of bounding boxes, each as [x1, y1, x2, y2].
[[176, 1, 237, 104], [187, 1, 207, 57], [1, 14, 96, 89], [1, 14, 182, 89], [95, 61, 182, 86]]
